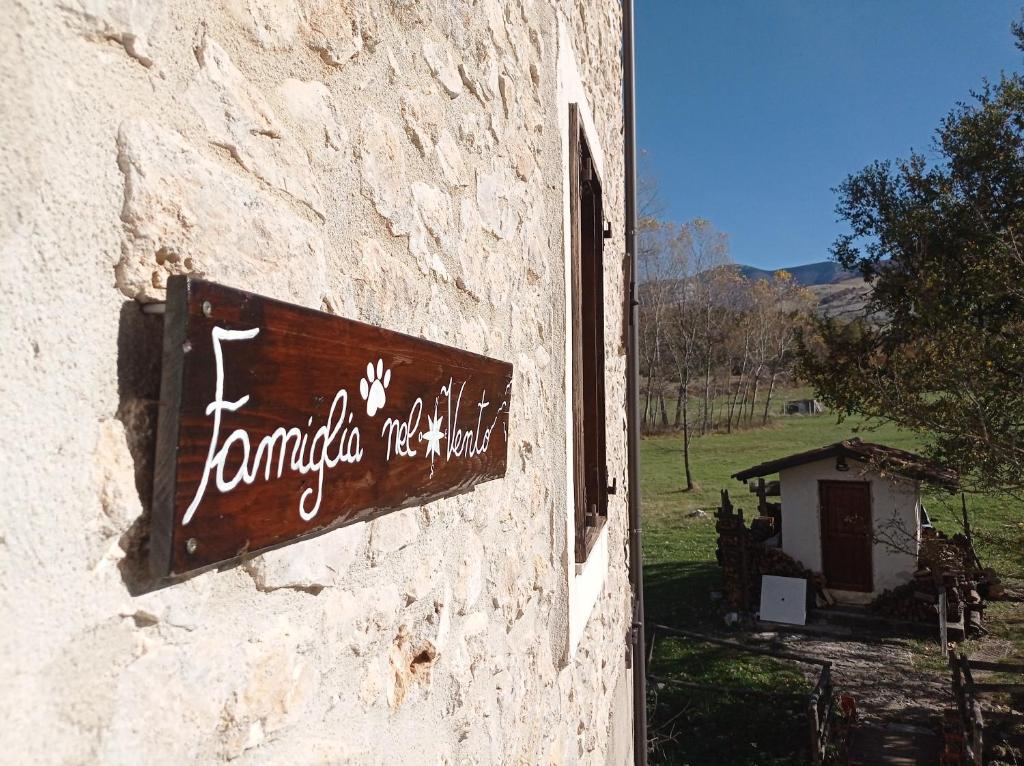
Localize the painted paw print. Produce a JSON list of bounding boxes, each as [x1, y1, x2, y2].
[[359, 358, 391, 417]]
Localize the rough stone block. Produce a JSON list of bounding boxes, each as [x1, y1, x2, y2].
[[435, 129, 466, 186], [454, 533, 484, 614], [385, 625, 438, 710], [188, 32, 324, 216], [422, 39, 462, 98], [244, 522, 365, 592], [369, 509, 419, 559], [403, 545, 443, 604], [61, 0, 164, 66], [115, 119, 327, 303], [89, 419, 142, 566], [227, 0, 301, 50], [220, 639, 316, 758], [298, 0, 373, 65], [358, 110, 411, 235], [476, 167, 518, 240], [410, 181, 452, 249], [276, 77, 350, 155]]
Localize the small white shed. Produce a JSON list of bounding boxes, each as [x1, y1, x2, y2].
[[734, 439, 958, 604], [785, 399, 824, 415]]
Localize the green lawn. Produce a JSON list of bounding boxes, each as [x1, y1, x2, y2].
[[641, 404, 1024, 765], [643, 411, 1024, 615], [648, 638, 813, 765]]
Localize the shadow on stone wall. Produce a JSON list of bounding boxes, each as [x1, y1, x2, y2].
[[114, 300, 164, 595]]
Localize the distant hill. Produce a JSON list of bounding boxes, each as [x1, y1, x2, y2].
[[807, 276, 871, 318], [737, 260, 871, 317], [649, 259, 871, 318], [738, 261, 855, 287]]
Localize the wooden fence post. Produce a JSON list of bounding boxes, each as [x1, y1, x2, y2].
[[808, 693, 821, 766], [739, 520, 750, 614], [939, 590, 948, 658]]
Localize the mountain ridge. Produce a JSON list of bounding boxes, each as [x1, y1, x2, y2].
[[737, 260, 855, 286]]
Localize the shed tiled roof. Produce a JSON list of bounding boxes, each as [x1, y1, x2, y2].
[[731, 438, 959, 490]]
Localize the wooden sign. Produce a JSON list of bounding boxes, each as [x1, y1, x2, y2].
[[151, 277, 513, 578]]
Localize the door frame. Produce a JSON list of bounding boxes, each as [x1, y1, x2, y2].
[[818, 480, 874, 593]]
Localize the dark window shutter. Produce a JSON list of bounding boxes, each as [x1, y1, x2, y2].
[[569, 104, 608, 563]]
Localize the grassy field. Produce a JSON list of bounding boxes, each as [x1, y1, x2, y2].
[[641, 402, 1024, 764], [647, 637, 813, 765]]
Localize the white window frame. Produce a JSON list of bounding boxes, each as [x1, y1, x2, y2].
[[557, 19, 609, 658]]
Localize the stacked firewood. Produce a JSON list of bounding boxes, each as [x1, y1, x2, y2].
[[981, 567, 1005, 600], [715, 492, 759, 609], [871, 576, 988, 634], [870, 574, 941, 623], [758, 546, 827, 607], [920, 535, 972, 577], [715, 490, 826, 610], [748, 515, 776, 542], [713, 488, 996, 637], [759, 545, 811, 578]]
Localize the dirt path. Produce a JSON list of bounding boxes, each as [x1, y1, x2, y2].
[[648, 588, 1024, 763], [742, 594, 1024, 764], [745, 624, 949, 764]]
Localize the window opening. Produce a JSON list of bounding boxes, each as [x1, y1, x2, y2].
[[569, 103, 608, 563]]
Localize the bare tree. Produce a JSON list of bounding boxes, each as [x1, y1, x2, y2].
[[637, 218, 679, 431], [659, 220, 731, 484], [758, 272, 816, 424], [637, 209, 817, 489], [678, 220, 732, 436], [663, 234, 700, 488]]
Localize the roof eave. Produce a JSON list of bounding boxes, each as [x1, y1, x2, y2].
[[732, 443, 959, 491]]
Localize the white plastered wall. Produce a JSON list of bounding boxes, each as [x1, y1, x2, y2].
[[778, 458, 921, 601]]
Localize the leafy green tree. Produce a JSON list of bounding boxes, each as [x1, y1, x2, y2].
[[801, 20, 1024, 492]]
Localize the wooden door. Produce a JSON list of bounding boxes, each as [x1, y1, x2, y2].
[[819, 481, 873, 592]]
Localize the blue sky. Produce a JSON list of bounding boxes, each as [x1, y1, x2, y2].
[[636, 1, 1023, 270]]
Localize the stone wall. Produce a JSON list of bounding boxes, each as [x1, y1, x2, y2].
[[0, 1, 632, 764]]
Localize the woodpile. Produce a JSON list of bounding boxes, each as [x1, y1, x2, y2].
[[980, 567, 1005, 600], [870, 574, 987, 635], [758, 546, 827, 607], [920, 534, 973, 578], [715, 490, 758, 610], [715, 490, 825, 610], [966, 589, 984, 637], [715, 488, 993, 638], [870, 577, 940, 623], [749, 515, 776, 542]]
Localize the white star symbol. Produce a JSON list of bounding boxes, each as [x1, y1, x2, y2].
[[421, 410, 445, 462]]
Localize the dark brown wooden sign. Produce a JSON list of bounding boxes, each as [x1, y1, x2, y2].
[[151, 277, 513, 578]]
